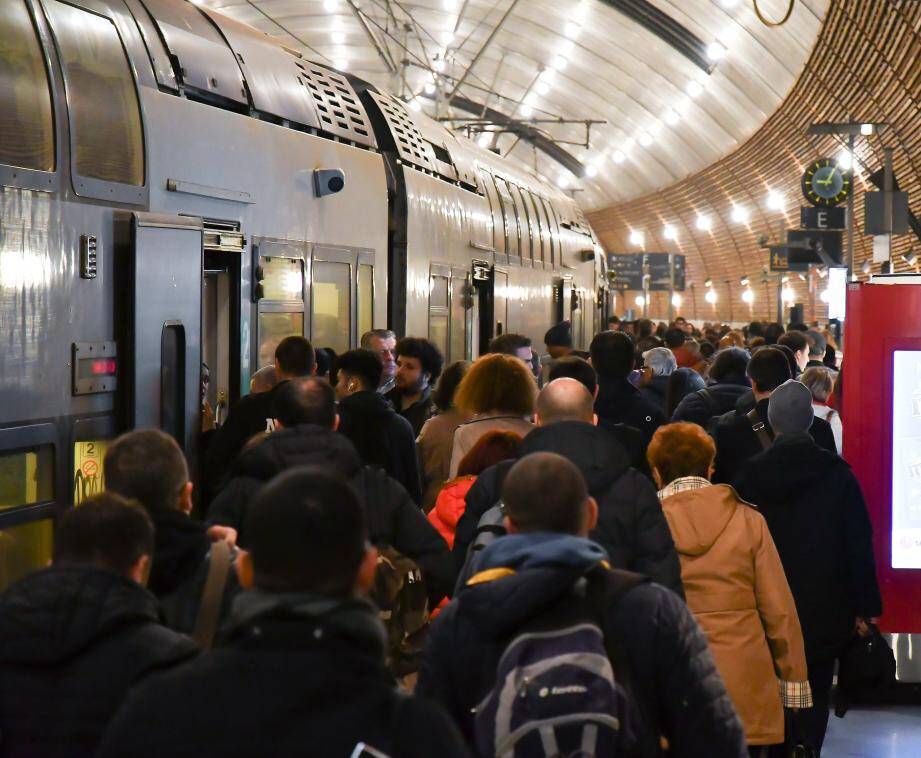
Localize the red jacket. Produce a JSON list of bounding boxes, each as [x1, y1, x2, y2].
[[427, 476, 476, 549]]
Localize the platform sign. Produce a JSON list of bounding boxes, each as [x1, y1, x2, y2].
[[800, 206, 846, 230], [607, 253, 685, 291], [606, 254, 644, 291], [769, 247, 790, 271], [647, 253, 686, 291], [891, 350, 921, 568]]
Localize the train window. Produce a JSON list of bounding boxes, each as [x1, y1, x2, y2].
[[0, 1, 55, 172], [357, 264, 374, 339], [535, 196, 553, 266], [495, 178, 520, 259], [525, 191, 545, 265], [510, 184, 534, 263], [429, 274, 449, 358], [481, 174, 504, 257], [161, 324, 186, 446], [312, 261, 351, 355], [258, 312, 304, 368], [544, 198, 562, 268], [450, 274, 468, 361], [261, 257, 304, 301], [0, 446, 54, 510], [45, 0, 144, 186], [73, 440, 108, 505], [0, 519, 54, 593]]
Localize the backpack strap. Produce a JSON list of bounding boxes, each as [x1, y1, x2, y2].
[[746, 408, 773, 451], [191, 539, 233, 650], [695, 388, 719, 418]]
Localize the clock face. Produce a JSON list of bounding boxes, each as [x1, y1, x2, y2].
[[802, 158, 852, 207]]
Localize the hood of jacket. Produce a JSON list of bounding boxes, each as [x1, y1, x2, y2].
[[148, 508, 211, 597], [739, 433, 847, 501], [518, 421, 631, 495], [661, 484, 740, 557], [232, 424, 363, 482], [0, 566, 161, 666], [458, 533, 608, 639], [339, 390, 397, 418]]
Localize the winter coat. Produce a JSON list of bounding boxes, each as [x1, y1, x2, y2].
[[595, 377, 665, 445], [428, 476, 476, 549], [711, 397, 838, 484], [418, 532, 746, 758], [639, 374, 671, 414], [338, 390, 423, 504], [452, 421, 683, 597], [671, 381, 750, 428], [662, 485, 808, 745], [207, 425, 454, 604], [418, 408, 470, 511], [97, 591, 470, 758], [147, 509, 240, 635], [813, 404, 842, 453], [386, 386, 436, 438], [448, 413, 534, 477], [733, 434, 882, 662], [0, 567, 196, 758]]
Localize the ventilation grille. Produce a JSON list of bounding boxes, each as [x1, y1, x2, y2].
[[368, 92, 436, 172], [295, 61, 376, 147]]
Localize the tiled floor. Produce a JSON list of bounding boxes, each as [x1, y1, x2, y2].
[[823, 706, 921, 757]]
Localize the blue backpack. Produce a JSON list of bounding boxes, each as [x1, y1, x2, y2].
[[473, 572, 642, 758]]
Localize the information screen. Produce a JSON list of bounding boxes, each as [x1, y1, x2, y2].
[[891, 350, 921, 568]]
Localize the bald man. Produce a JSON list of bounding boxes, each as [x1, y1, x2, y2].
[[453, 379, 683, 596]]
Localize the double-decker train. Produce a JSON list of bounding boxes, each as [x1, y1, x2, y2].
[[0, 0, 602, 584]]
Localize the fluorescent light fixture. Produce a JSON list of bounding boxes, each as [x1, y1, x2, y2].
[[707, 41, 727, 61], [536, 81, 550, 95], [524, 92, 537, 105], [638, 132, 653, 147], [629, 230, 644, 246], [635, 295, 646, 307], [731, 205, 750, 224], [438, 30, 454, 46], [433, 58, 446, 72], [565, 21, 581, 38], [408, 98, 422, 112], [741, 288, 755, 304], [705, 289, 718, 304], [704, 278, 713, 287], [836, 151, 853, 170], [671, 293, 682, 308], [695, 214, 711, 231], [442, 0, 457, 9], [663, 224, 677, 240], [334, 58, 349, 70], [585, 163, 598, 178], [331, 31, 345, 44], [560, 40, 575, 56], [740, 276, 749, 286], [520, 104, 533, 117], [423, 80, 436, 95], [552, 55, 568, 71], [766, 191, 784, 210], [477, 132, 492, 148], [664, 110, 680, 126], [612, 150, 626, 163], [557, 173, 571, 189], [324, 0, 337, 11], [686, 80, 704, 98], [860, 123, 875, 136]]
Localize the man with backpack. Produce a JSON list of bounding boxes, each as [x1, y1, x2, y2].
[[418, 452, 747, 757]]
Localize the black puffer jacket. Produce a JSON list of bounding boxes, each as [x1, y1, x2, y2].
[[595, 377, 666, 445], [208, 425, 454, 603], [97, 591, 470, 758], [452, 421, 683, 597], [419, 540, 745, 757], [733, 434, 882, 663], [670, 381, 750, 427], [0, 567, 197, 758], [338, 390, 423, 503]]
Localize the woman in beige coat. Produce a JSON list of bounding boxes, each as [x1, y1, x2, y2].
[[448, 354, 535, 477], [648, 422, 811, 757]]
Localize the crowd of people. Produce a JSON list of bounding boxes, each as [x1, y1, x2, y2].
[[0, 316, 881, 758]]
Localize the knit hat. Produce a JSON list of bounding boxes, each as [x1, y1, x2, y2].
[[642, 347, 677, 377], [768, 379, 814, 436], [544, 321, 572, 349]]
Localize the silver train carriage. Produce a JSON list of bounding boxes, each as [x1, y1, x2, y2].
[[0, 0, 602, 585]]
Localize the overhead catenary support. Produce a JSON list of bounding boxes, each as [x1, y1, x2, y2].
[[345, 0, 399, 75], [448, 0, 522, 100]]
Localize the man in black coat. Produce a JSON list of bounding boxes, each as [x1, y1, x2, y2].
[[204, 336, 316, 490], [671, 347, 751, 427], [386, 337, 443, 437], [591, 330, 665, 446], [711, 347, 837, 484], [453, 378, 683, 597], [419, 453, 746, 757], [0, 494, 197, 758], [106, 429, 240, 635], [208, 377, 453, 604], [336, 348, 423, 503], [734, 380, 882, 754], [98, 469, 469, 758]]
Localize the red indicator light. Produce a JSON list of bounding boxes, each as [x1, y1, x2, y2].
[[91, 358, 117, 375]]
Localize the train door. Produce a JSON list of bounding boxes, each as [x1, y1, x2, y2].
[[451, 266, 472, 361], [471, 259, 493, 357], [127, 213, 202, 453], [494, 268, 509, 337], [252, 240, 307, 375], [428, 264, 473, 363], [571, 285, 585, 348], [552, 278, 565, 324]]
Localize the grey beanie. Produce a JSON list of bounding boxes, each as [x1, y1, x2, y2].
[[768, 379, 814, 436]]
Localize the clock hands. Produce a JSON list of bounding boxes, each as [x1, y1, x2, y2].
[[815, 168, 836, 187]]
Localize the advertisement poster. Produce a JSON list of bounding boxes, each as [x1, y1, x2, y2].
[[891, 351, 921, 568]]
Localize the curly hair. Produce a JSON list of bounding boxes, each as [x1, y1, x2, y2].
[[454, 353, 536, 417], [647, 422, 716, 487]]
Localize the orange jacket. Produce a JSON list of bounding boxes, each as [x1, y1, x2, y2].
[[427, 476, 477, 549]]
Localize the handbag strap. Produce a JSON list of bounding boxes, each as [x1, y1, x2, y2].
[[746, 408, 773, 451], [191, 539, 233, 650]]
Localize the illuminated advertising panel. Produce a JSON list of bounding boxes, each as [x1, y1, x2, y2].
[[891, 350, 921, 568]]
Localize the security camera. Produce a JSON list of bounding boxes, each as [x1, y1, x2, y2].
[[313, 169, 345, 198]]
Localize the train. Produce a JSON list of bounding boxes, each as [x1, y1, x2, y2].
[[0, 0, 603, 585]]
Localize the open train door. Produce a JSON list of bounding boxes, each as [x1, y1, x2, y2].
[[471, 259, 494, 357], [126, 213, 202, 454]]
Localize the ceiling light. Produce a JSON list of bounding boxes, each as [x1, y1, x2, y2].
[[705, 289, 718, 304], [323, 0, 337, 11], [671, 293, 682, 308], [442, 0, 457, 9], [706, 41, 727, 61], [565, 21, 581, 38], [720, 0, 739, 7], [638, 132, 653, 147], [695, 214, 711, 231], [477, 132, 492, 148], [740, 276, 749, 286], [524, 92, 537, 105], [585, 163, 598, 178], [433, 58, 446, 72], [635, 295, 646, 308], [331, 31, 345, 44], [663, 224, 677, 240], [612, 150, 626, 163], [438, 30, 454, 46], [686, 80, 704, 98], [731, 205, 749, 224], [539, 67, 556, 83], [629, 230, 644, 246], [650, 122, 663, 137], [664, 110, 680, 126], [860, 123, 875, 136], [817, 267, 828, 279], [552, 55, 568, 71], [536, 80, 550, 95], [836, 151, 853, 170], [904, 250, 918, 266], [334, 58, 349, 70], [520, 103, 533, 117], [782, 288, 796, 303], [820, 289, 831, 304], [766, 191, 784, 210], [423, 81, 436, 95], [560, 40, 575, 56], [557, 173, 571, 189], [704, 278, 713, 287], [861, 259, 872, 275], [408, 98, 422, 112], [741, 288, 754, 304]]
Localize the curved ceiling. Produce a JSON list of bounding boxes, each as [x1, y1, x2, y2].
[[208, 0, 828, 208]]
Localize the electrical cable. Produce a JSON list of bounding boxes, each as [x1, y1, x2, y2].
[[753, 0, 795, 27]]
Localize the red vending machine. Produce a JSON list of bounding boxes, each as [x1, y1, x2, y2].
[[844, 275, 921, 681]]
